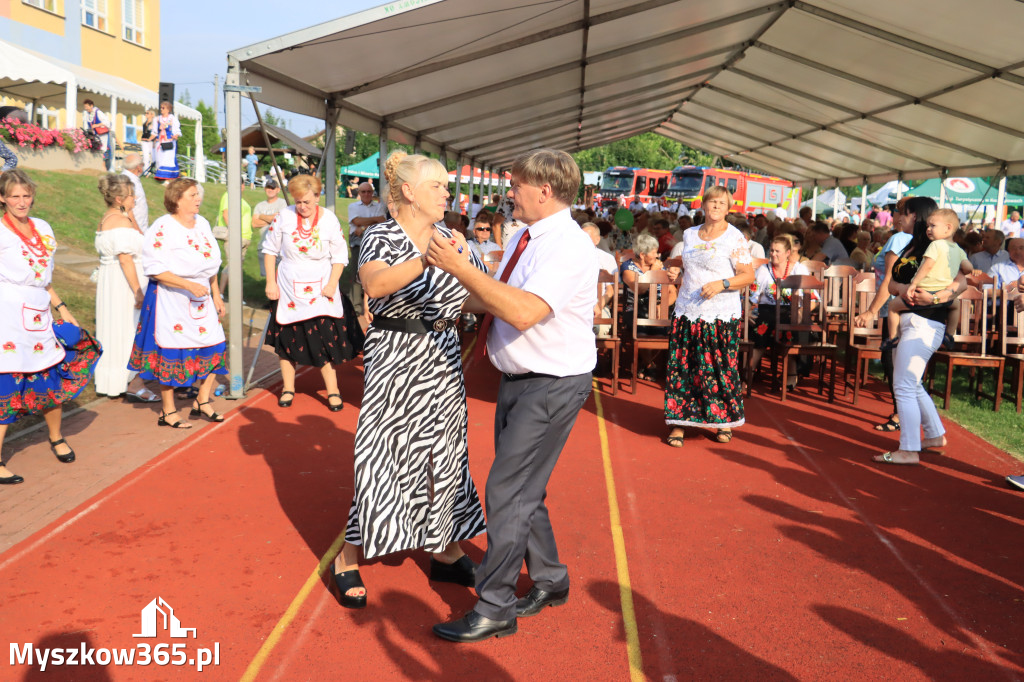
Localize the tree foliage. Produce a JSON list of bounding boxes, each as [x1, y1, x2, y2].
[[177, 99, 216, 156], [571, 132, 716, 171]]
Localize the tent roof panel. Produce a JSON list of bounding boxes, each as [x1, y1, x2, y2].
[[231, 0, 1024, 182]]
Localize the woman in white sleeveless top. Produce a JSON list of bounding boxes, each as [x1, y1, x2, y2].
[[93, 174, 157, 401]]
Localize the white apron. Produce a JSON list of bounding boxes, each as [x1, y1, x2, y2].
[[275, 258, 344, 325], [154, 279, 225, 349], [0, 284, 64, 373]]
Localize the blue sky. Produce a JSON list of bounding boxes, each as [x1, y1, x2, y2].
[[160, 1, 382, 135]]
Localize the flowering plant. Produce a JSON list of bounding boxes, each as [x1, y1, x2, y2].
[[0, 120, 102, 153]]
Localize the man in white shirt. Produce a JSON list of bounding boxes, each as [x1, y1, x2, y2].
[[253, 179, 288, 277], [429, 149, 596, 643], [773, 203, 789, 220], [120, 153, 148, 231], [629, 197, 645, 213], [1000, 211, 1022, 239], [969, 229, 1010, 275], [671, 199, 691, 218], [991, 237, 1024, 288], [347, 182, 387, 312]]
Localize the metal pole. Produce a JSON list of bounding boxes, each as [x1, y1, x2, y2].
[[860, 182, 868, 222], [108, 96, 118, 171], [895, 174, 904, 202], [453, 153, 463, 214], [378, 125, 389, 202], [939, 172, 947, 209], [324, 105, 340, 215], [467, 160, 478, 216], [213, 74, 220, 131], [225, 58, 244, 399], [811, 185, 818, 221], [832, 182, 840, 219], [997, 174, 1008, 228], [248, 94, 290, 206]]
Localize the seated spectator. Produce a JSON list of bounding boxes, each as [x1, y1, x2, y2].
[[805, 221, 853, 266], [621, 233, 670, 379], [850, 231, 874, 271], [468, 218, 501, 262], [992, 237, 1024, 288], [736, 221, 765, 260], [839, 223, 859, 255], [651, 218, 676, 259], [969, 229, 1009, 275], [962, 230, 983, 258], [583, 223, 618, 338]]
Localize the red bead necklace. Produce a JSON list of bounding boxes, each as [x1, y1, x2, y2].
[[294, 207, 320, 239], [771, 260, 791, 280], [3, 212, 48, 257]]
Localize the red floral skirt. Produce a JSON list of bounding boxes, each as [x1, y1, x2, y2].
[[664, 315, 744, 429]]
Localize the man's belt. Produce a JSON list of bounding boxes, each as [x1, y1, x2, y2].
[[372, 315, 459, 335], [503, 372, 560, 382]]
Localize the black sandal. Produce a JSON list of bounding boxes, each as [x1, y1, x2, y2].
[[666, 434, 685, 448], [158, 410, 193, 429], [874, 414, 901, 432], [278, 390, 295, 408], [49, 438, 75, 463], [190, 400, 225, 422], [327, 393, 343, 412], [332, 567, 367, 609], [716, 428, 733, 443]]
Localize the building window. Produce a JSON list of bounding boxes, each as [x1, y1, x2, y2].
[[125, 114, 140, 144], [23, 0, 60, 13], [35, 106, 59, 130], [122, 0, 144, 45], [81, 0, 107, 31]]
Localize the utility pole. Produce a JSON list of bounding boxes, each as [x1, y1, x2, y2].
[[213, 74, 220, 130]]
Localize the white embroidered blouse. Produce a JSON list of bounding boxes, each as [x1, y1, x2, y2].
[[673, 224, 752, 322]]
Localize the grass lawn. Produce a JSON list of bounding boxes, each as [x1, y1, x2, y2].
[[17, 169, 1024, 461]]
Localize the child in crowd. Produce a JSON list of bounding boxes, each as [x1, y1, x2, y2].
[[883, 209, 971, 350]]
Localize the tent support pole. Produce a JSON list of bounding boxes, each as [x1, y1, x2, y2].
[[226, 57, 245, 399], [453, 153, 463, 213], [248, 94, 290, 206], [896, 173, 904, 202], [996, 172, 1008, 227], [468, 160, 478, 215], [811, 185, 819, 220], [323, 105, 341, 214], [860, 181, 868, 220], [379, 125, 389, 200], [938, 170, 948, 209]]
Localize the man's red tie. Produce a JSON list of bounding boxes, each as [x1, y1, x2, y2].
[[474, 229, 532, 362]]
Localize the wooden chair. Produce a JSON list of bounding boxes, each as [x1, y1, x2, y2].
[[615, 249, 635, 266], [999, 283, 1024, 412], [927, 286, 1005, 411], [844, 273, 883, 405], [737, 288, 755, 397], [594, 271, 621, 395], [482, 249, 504, 275], [627, 270, 675, 394], [802, 260, 826, 278], [822, 264, 857, 345], [770, 274, 837, 403]]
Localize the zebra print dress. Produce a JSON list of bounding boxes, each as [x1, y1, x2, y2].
[[344, 219, 488, 559]]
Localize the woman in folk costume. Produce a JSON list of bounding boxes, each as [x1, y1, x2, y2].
[[153, 100, 181, 182], [262, 174, 363, 410], [0, 170, 102, 485], [128, 178, 227, 428]]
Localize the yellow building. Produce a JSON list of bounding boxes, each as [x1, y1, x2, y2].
[[0, 0, 162, 147]]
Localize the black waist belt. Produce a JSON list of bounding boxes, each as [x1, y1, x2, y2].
[[503, 371, 560, 382], [372, 315, 458, 334]]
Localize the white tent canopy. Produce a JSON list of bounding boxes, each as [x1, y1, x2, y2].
[[218, 0, 1024, 397]]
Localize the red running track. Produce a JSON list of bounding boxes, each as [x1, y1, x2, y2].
[[0, 358, 1022, 680]]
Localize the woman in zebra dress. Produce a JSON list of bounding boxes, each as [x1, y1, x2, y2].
[[331, 151, 488, 609]]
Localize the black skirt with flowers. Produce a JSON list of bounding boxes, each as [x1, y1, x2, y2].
[[664, 314, 744, 430], [265, 296, 364, 367]]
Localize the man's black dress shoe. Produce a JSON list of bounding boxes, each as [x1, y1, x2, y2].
[[429, 555, 476, 586], [515, 585, 569, 617], [432, 611, 517, 642]]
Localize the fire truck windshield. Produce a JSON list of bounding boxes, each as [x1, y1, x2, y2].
[[600, 173, 634, 192], [668, 173, 703, 193]]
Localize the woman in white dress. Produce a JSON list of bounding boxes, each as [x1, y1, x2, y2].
[[93, 174, 157, 401], [664, 186, 754, 447], [0, 170, 101, 484], [153, 101, 180, 182], [262, 174, 363, 410], [127, 178, 227, 428]]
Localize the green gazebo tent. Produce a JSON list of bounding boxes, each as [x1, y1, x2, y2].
[[339, 152, 379, 180], [908, 177, 1024, 207]]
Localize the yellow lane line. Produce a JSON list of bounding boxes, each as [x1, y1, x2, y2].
[[593, 388, 645, 682], [239, 533, 347, 681]]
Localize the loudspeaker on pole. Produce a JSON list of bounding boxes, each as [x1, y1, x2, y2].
[[158, 82, 175, 108]]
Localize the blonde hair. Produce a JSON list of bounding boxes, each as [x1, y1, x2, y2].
[[0, 169, 36, 210], [98, 173, 134, 207], [932, 208, 959, 230], [384, 151, 448, 208], [287, 174, 322, 199], [702, 185, 733, 208], [511, 148, 580, 206]]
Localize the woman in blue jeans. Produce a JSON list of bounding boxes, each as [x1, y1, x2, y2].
[[873, 197, 966, 466]]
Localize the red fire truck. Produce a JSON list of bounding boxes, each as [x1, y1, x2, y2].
[[663, 166, 800, 215], [596, 167, 673, 211]]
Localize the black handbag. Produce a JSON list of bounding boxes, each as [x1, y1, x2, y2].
[[160, 141, 174, 151]]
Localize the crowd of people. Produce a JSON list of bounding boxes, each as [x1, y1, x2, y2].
[[3, 147, 1024, 644]]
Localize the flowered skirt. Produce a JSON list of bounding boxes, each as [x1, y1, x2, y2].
[[664, 314, 744, 429], [750, 304, 794, 349], [127, 282, 227, 387], [265, 296, 364, 367], [0, 323, 102, 424]]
